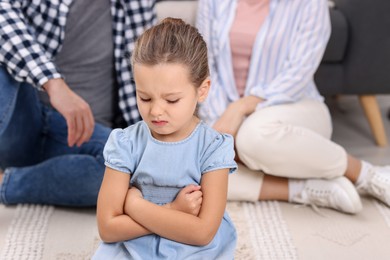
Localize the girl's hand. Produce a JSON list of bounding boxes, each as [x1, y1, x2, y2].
[[169, 185, 203, 216]]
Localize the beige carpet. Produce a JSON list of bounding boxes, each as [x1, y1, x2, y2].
[[1, 197, 390, 260]]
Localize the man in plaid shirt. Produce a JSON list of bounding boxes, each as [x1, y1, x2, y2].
[[0, 0, 156, 206]]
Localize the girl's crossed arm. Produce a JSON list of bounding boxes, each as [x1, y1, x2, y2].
[[124, 168, 229, 246], [96, 167, 202, 243]]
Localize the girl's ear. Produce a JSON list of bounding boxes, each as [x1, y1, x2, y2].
[[197, 77, 211, 103]]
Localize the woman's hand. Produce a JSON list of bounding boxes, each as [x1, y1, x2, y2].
[[168, 185, 203, 216], [213, 95, 264, 137]]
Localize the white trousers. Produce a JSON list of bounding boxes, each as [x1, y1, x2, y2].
[[228, 99, 348, 201]]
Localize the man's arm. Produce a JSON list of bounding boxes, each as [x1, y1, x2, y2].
[[0, 1, 61, 87], [0, 1, 94, 146]]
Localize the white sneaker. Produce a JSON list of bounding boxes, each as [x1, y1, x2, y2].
[[291, 177, 362, 214], [357, 166, 390, 207]]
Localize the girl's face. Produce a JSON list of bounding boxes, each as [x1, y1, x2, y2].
[[134, 63, 210, 142]]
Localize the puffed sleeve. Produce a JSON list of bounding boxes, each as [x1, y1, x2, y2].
[[201, 133, 237, 175], [103, 128, 134, 174]]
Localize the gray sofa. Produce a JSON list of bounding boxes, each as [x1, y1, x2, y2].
[[315, 0, 390, 147], [155, 0, 390, 146]]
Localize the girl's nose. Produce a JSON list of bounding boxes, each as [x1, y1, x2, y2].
[[150, 102, 163, 117]]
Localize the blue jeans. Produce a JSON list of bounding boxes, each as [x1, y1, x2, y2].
[[0, 67, 111, 206]]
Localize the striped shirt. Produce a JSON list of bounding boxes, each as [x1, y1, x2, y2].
[[196, 0, 331, 126], [0, 0, 156, 125]]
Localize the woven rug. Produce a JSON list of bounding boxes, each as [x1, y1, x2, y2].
[[1, 198, 390, 259]]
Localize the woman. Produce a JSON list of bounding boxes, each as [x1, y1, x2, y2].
[[197, 0, 390, 214]]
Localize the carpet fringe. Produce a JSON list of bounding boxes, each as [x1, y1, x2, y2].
[[227, 201, 297, 260], [0, 204, 54, 260]]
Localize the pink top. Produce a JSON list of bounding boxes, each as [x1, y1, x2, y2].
[[229, 0, 270, 96]]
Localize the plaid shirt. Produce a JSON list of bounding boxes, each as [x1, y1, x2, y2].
[[0, 0, 156, 125]]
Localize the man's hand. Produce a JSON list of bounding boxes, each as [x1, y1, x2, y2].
[[169, 185, 203, 216], [43, 78, 95, 147]]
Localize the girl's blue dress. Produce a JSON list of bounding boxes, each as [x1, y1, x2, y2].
[[93, 121, 237, 259]]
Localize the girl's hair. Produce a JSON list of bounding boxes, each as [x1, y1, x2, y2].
[[131, 17, 209, 88]]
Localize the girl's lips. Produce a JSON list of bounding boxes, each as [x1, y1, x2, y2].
[[152, 120, 167, 126]]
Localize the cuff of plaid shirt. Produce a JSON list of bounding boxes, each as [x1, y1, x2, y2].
[[28, 62, 62, 90]]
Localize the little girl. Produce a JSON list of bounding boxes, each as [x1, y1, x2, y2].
[[93, 18, 237, 259]]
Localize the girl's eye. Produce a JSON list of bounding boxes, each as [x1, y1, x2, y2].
[[167, 99, 179, 104], [140, 98, 151, 102]]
